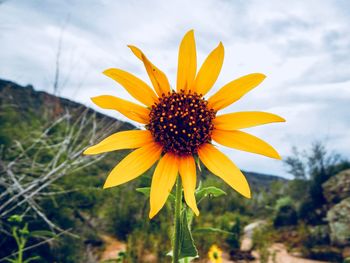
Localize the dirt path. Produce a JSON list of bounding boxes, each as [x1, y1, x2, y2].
[[100, 234, 126, 262], [250, 243, 329, 263], [241, 220, 266, 252]]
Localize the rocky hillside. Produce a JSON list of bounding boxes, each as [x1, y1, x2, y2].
[[0, 79, 134, 146], [323, 169, 350, 247]]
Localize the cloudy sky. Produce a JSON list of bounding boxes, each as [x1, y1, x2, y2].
[[1, 0, 349, 178]]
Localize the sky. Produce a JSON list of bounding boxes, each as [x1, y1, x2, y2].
[[1, 0, 350, 178]]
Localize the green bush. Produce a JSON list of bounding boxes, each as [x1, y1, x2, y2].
[[273, 197, 298, 227]]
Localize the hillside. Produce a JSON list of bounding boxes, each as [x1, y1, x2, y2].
[[0, 79, 135, 145]]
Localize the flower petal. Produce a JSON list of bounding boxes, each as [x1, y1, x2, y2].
[[103, 142, 162, 189], [198, 143, 251, 198], [193, 42, 224, 95], [208, 73, 266, 111], [103, 68, 158, 107], [83, 130, 153, 155], [176, 30, 197, 93], [179, 155, 199, 216], [212, 129, 281, 160], [91, 95, 150, 124], [149, 153, 178, 219], [128, 45, 171, 97], [213, 111, 285, 130]]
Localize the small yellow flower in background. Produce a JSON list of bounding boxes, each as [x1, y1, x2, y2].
[[84, 30, 285, 219], [208, 245, 222, 263]]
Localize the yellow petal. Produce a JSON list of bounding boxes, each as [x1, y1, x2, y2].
[[193, 42, 224, 95], [83, 130, 153, 155], [176, 30, 197, 93], [208, 73, 266, 111], [91, 95, 150, 124], [179, 155, 199, 216], [103, 68, 158, 107], [198, 143, 251, 198], [212, 129, 281, 160], [128, 45, 171, 97], [213, 111, 285, 130], [149, 153, 178, 219], [103, 142, 162, 189]]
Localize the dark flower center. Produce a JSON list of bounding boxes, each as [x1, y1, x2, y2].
[[147, 90, 216, 156]]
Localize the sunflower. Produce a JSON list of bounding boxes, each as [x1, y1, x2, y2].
[[84, 30, 285, 219], [208, 245, 222, 263]]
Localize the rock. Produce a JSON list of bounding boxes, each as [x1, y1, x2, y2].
[[240, 238, 253, 252], [240, 220, 266, 251], [323, 169, 350, 204], [326, 197, 350, 246]]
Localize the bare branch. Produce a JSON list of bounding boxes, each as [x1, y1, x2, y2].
[[0, 108, 120, 238], [52, 16, 70, 95]]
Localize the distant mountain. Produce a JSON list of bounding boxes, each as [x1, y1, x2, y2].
[[244, 171, 287, 191], [0, 78, 287, 186]]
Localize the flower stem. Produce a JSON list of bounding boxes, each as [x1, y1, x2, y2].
[[173, 176, 182, 263]]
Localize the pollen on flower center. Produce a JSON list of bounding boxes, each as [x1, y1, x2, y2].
[[147, 90, 216, 156]]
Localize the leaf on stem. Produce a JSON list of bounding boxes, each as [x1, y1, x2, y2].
[[178, 208, 198, 259], [195, 186, 226, 201]]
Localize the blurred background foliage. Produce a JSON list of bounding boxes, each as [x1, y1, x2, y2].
[[1, 80, 350, 263]]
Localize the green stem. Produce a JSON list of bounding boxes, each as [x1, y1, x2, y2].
[[172, 176, 182, 263]]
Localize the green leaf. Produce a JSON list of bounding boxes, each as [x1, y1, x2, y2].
[[135, 187, 151, 196], [179, 256, 198, 263], [24, 256, 40, 263], [8, 215, 22, 223], [193, 227, 234, 235], [19, 223, 29, 236], [178, 209, 198, 259], [185, 208, 194, 225], [195, 186, 226, 201], [136, 187, 175, 202]]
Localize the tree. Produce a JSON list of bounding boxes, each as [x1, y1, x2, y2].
[[284, 141, 349, 224]]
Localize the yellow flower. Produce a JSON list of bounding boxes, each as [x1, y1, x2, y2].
[[84, 30, 285, 219], [208, 245, 222, 263]]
